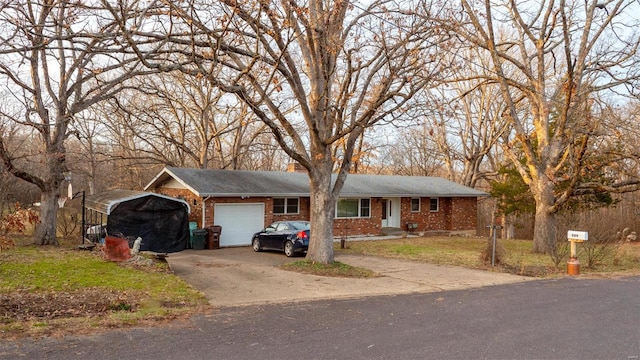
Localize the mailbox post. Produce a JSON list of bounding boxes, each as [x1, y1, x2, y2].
[[567, 230, 588, 275]]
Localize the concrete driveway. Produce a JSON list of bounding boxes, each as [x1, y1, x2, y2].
[[166, 247, 535, 307]]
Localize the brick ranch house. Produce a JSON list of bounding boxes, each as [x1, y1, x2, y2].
[[144, 166, 489, 247]]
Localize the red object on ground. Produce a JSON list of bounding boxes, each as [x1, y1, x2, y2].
[[104, 236, 131, 262]]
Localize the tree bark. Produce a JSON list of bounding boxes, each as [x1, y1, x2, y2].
[[306, 163, 336, 264], [501, 214, 515, 240], [532, 178, 558, 253], [532, 206, 558, 253], [34, 190, 60, 246]]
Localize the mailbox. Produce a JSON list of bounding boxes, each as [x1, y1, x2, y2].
[[567, 230, 588, 275], [567, 230, 588, 242]]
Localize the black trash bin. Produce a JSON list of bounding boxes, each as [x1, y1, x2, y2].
[[192, 229, 207, 250], [206, 225, 222, 249]]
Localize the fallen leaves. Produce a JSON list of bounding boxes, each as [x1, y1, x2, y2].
[[0, 288, 140, 321]]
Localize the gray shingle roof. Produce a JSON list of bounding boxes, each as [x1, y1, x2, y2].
[[160, 167, 310, 196], [146, 167, 488, 198], [338, 173, 488, 197]]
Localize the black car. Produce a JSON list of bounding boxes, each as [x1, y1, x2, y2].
[[252, 221, 310, 257]]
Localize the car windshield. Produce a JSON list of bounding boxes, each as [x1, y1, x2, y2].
[[289, 221, 310, 230]]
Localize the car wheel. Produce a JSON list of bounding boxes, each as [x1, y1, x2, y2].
[[252, 238, 261, 252], [284, 241, 294, 257]]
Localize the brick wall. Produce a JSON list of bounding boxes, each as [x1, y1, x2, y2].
[[450, 197, 478, 231], [400, 197, 477, 233], [152, 186, 479, 236], [154, 188, 203, 226]]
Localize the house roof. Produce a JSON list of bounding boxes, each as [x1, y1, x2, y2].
[[85, 189, 191, 215], [338, 173, 488, 197], [145, 167, 488, 198]]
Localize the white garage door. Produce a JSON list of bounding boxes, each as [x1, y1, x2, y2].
[[214, 203, 265, 247]]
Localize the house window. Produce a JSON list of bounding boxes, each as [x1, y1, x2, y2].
[[336, 198, 370, 218], [360, 199, 370, 217], [411, 198, 420, 212], [430, 198, 439, 212], [273, 198, 299, 214]]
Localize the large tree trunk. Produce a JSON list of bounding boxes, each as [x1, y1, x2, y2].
[[34, 189, 60, 246], [500, 214, 515, 240], [33, 143, 65, 246], [532, 205, 557, 253], [532, 178, 558, 253], [306, 161, 336, 264]]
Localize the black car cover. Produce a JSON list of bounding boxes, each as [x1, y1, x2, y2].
[[106, 195, 189, 253]]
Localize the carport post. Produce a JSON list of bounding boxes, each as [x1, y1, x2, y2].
[[70, 190, 86, 244], [65, 172, 85, 244], [80, 191, 85, 244]]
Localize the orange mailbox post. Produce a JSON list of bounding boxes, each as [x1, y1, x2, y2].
[[567, 230, 588, 275]]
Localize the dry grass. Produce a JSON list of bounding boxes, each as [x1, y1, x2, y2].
[[335, 236, 640, 277], [0, 241, 208, 340]]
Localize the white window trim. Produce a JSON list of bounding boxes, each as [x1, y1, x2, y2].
[[411, 198, 421, 213], [273, 197, 300, 215], [335, 198, 371, 219], [429, 198, 439, 212]]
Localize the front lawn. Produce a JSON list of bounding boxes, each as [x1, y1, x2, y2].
[[335, 236, 640, 277], [0, 244, 208, 339]]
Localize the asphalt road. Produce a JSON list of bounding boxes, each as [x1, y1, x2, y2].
[[1, 276, 638, 360]]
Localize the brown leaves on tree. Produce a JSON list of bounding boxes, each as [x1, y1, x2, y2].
[[0, 203, 39, 252]]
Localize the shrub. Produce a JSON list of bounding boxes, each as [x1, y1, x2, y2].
[[480, 236, 506, 265], [580, 228, 625, 269], [0, 203, 39, 251], [56, 208, 79, 239], [549, 241, 570, 269]]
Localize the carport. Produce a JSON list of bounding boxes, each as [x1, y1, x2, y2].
[[85, 189, 191, 253]]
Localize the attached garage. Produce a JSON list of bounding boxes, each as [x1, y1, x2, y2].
[[214, 203, 265, 247]]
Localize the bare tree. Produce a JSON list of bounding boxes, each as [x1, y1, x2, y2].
[[103, 72, 276, 170], [380, 66, 508, 185], [108, 0, 446, 263], [436, 0, 640, 252], [440, 84, 508, 186], [380, 124, 448, 176], [0, 122, 39, 210], [125, 74, 226, 168], [374, 44, 509, 184], [220, 113, 289, 171], [65, 109, 117, 196], [0, 1, 151, 244]]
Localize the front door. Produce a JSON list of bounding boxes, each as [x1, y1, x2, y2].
[[381, 198, 401, 228], [381, 200, 388, 226]]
